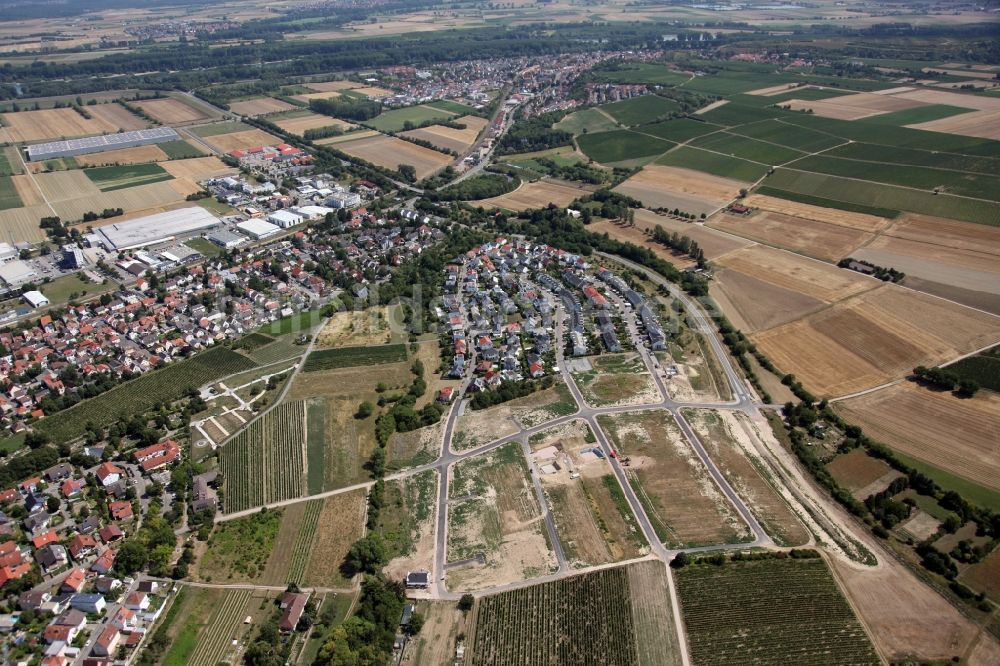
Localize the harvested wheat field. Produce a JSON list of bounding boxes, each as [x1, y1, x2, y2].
[[400, 115, 488, 153], [891, 88, 1000, 111], [133, 98, 210, 124], [783, 92, 925, 120], [835, 382, 1000, 492], [752, 285, 1000, 397], [315, 130, 380, 145], [911, 110, 1000, 140], [352, 86, 393, 98], [50, 181, 189, 221], [10, 175, 44, 207], [159, 156, 236, 181], [590, 219, 695, 269], [1, 106, 135, 142], [475, 178, 592, 212], [633, 208, 751, 259], [304, 80, 362, 93], [747, 83, 807, 96], [291, 91, 345, 103], [88, 103, 149, 131], [614, 165, 746, 216], [711, 268, 825, 332], [274, 113, 354, 137], [336, 133, 451, 180], [229, 97, 297, 117], [0, 205, 49, 243], [709, 209, 873, 262], [741, 194, 891, 233], [74, 145, 169, 167], [33, 170, 99, 201], [204, 129, 283, 153]]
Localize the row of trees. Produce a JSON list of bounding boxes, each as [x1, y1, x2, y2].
[[912, 365, 980, 397]]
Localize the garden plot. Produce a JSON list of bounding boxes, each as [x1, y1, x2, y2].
[[532, 420, 648, 566], [133, 97, 211, 124], [572, 353, 661, 408], [336, 133, 452, 179], [825, 448, 904, 501], [446, 443, 557, 591], [229, 97, 298, 116], [452, 381, 577, 451], [613, 165, 746, 216], [472, 177, 591, 211], [598, 410, 753, 548], [683, 409, 809, 546]]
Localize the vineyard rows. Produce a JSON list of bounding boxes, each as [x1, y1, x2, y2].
[[675, 559, 879, 665], [472, 567, 639, 666], [188, 589, 251, 666], [220, 401, 305, 513], [302, 343, 407, 372], [287, 499, 323, 585], [39, 346, 257, 442]]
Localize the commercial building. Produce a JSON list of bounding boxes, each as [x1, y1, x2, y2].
[[205, 230, 246, 249], [22, 291, 49, 309], [0, 243, 17, 263], [236, 219, 281, 240], [0, 260, 37, 288], [267, 209, 304, 229], [88, 207, 221, 251], [25, 127, 179, 162]]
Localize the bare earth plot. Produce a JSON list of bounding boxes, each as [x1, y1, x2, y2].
[[159, 156, 237, 181], [892, 88, 1000, 139], [598, 410, 752, 548], [613, 165, 747, 216], [835, 382, 1000, 492], [709, 209, 873, 262], [782, 91, 927, 120], [453, 380, 577, 451], [202, 129, 283, 153], [741, 193, 892, 233], [315, 306, 397, 347], [684, 409, 810, 546], [336, 133, 452, 180], [74, 145, 169, 167], [753, 284, 1000, 397], [400, 114, 488, 153], [532, 420, 648, 566], [133, 97, 210, 124], [1, 106, 139, 142], [446, 443, 557, 591], [273, 113, 355, 136], [474, 178, 592, 212], [229, 97, 297, 116], [573, 353, 661, 408], [825, 448, 904, 501]]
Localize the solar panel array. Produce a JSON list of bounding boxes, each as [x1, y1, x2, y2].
[[26, 127, 179, 161]]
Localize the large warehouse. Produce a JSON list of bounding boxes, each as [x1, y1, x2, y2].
[[25, 127, 180, 162], [88, 207, 222, 251]]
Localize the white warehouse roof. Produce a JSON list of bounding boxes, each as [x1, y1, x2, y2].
[[26, 127, 179, 162], [94, 207, 221, 251], [237, 219, 281, 239]]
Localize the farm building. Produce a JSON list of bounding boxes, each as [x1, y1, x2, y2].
[[89, 207, 222, 251], [237, 219, 281, 240], [25, 127, 179, 162]]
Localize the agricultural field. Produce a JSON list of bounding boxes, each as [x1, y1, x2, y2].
[[825, 448, 903, 501], [133, 97, 211, 124], [637, 118, 721, 143], [187, 121, 253, 137], [301, 489, 369, 588], [303, 343, 407, 372], [335, 133, 452, 179], [400, 114, 487, 153], [473, 178, 592, 212], [315, 305, 401, 348], [364, 104, 460, 133], [471, 561, 681, 666], [835, 381, 1000, 496], [751, 284, 1000, 397], [589, 61, 690, 86], [446, 443, 557, 591], [598, 410, 752, 548], [229, 96, 297, 116], [164, 588, 272, 666], [555, 107, 620, 135], [946, 344, 1000, 392], [782, 90, 925, 120], [158, 156, 236, 181], [452, 381, 578, 451], [675, 556, 879, 665], [219, 400, 306, 513], [273, 112, 354, 136], [0, 104, 145, 142], [602, 95, 679, 126], [572, 353, 661, 407], [201, 128, 283, 153], [195, 508, 281, 582], [73, 144, 169, 167], [158, 139, 207, 160], [683, 410, 809, 546], [631, 208, 751, 259], [576, 129, 673, 165], [613, 165, 746, 216], [37, 346, 256, 442], [708, 209, 874, 262], [690, 130, 806, 166], [83, 162, 173, 192], [655, 146, 769, 182], [0, 177, 20, 211], [532, 420, 648, 566]]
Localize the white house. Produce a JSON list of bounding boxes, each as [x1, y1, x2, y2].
[[22, 291, 49, 309]]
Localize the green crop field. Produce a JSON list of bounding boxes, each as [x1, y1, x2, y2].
[[365, 105, 458, 132], [259, 310, 323, 336], [863, 104, 975, 126], [733, 119, 844, 152], [555, 108, 620, 135], [472, 567, 640, 666], [787, 154, 1000, 201], [577, 129, 674, 164], [781, 113, 1000, 155], [637, 118, 721, 143], [764, 88, 855, 104], [0, 176, 22, 210], [0, 150, 12, 176], [754, 186, 899, 218], [287, 499, 323, 584], [696, 102, 785, 126], [303, 342, 408, 372], [675, 556, 879, 665], [38, 346, 257, 442], [220, 400, 306, 513], [691, 131, 805, 165], [305, 398, 326, 494], [185, 590, 254, 666], [425, 99, 476, 114], [765, 168, 1000, 225], [158, 139, 206, 159], [602, 95, 679, 127], [232, 332, 274, 352], [946, 345, 1000, 393], [83, 162, 173, 192], [682, 72, 799, 96], [589, 62, 689, 86], [656, 147, 767, 182], [188, 121, 253, 137], [824, 142, 1000, 176]]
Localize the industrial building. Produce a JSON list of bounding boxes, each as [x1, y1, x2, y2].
[[25, 127, 180, 162], [0, 260, 37, 288], [87, 207, 221, 251], [236, 219, 281, 240], [0, 243, 18, 263], [266, 209, 304, 229], [22, 291, 49, 309], [206, 230, 246, 249]]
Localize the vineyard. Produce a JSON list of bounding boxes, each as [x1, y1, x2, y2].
[[187, 589, 252, 666], [303, 343, 407, 372], [220, 401, 306, 513], [472, 567, 639, 666], [39, 346, 257, 442], [287, 499, 323, 585], [675, 558, 880, 665]]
